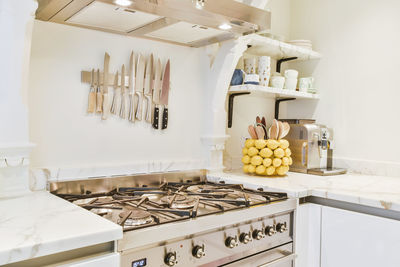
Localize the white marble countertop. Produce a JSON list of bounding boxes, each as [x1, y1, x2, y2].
[[0, 191, 122, 265], [208, 171, 400, 212]]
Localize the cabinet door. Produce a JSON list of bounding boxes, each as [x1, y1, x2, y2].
[[295, 203, 322, 267], [321, 206, 400, 267]]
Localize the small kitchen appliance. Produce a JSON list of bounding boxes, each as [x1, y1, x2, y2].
[[51, 170, 296, 267], [283, 122, 347, 176]]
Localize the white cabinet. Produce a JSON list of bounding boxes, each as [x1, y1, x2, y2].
[[57, 252, 120, 267], [295, 203, 322, 267], [321, 206, 400, 267]]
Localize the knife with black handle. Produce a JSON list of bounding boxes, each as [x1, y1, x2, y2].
[[152, 58, 162, 129], [159, 60, 170, 130]]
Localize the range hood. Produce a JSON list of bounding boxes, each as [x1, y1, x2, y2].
[[36, 0, 271, 47]]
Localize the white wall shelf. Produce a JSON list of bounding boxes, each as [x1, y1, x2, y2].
[[229, 84, 320, 100], [244, 34, 322, 60]]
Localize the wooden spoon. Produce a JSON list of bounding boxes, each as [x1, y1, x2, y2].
[[248, 125, 258, 139], [278, 121, 284, 139], [269, 119, 280, 140], [280, 122, 291, 139], [256, 116, 261, 125], [256, 126, 265, 139], [261, 117, 266, 127]]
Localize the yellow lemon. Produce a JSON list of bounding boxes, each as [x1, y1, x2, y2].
[[248, 147, 259, 157], [266, 166, 275, 175], [274, 148, 285, 158], [251, 155, 263, 166], [263, 158, 272, 167], [256, 165, 266, 175], [243, 164, 250, 173], [282, 157, 290, 166], [242, 147, 248, 155], [279, 139, 290, 149], [285, 148, 292, 157], [267, 139, 280, 150], [276, 166, 289, 176], [259, 147, 273, 158], [288, 157, 293, 165], [245, 139, 255, 148], [248, 165, 256, 174], [273, 158, 282, 167], [255, 139, 267, 149], [241, 155, 250, 164]]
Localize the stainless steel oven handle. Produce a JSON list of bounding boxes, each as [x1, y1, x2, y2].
[[257, 252, 296, 267]]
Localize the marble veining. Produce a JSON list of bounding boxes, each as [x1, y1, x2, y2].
[[208, 170, 400, 213], [0, 191, 122, 265]]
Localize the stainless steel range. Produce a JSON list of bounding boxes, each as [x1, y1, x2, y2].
[[50, 170, 296, 267]]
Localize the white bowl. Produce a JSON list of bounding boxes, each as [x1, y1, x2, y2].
[[270, 76, 285, 89]]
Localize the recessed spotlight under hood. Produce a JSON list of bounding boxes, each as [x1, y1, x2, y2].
[[36, 0, 271, 47]]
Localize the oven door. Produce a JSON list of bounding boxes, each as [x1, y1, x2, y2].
[[220, 243, 295, 267]]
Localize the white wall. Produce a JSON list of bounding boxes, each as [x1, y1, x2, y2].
[[287, 0, 400, 173], [28, 21, 208, 170]]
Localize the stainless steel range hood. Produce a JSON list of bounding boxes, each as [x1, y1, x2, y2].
[[36, 0, 271, 47]]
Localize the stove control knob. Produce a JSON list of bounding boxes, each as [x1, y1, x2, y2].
[[239, 233, 251, 244], [225, 236, 238, 248], [276, 222, 287, 233], [265, 225, 276, 236], [192, 245, 205, 258], [164, 252, 177, 266], [252, 229, 264, 240]]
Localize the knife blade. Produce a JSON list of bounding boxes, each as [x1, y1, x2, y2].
[[87, 68, 96, 113], [135, 54, 145, 120], [128, 51, 136, 122], [160, 60, 170, 130], [102, 52, 110, 120], [110, 69, 121, 115], [152, 58, 162, 129], [144, 54, 153, 123], [95, 68, 103, 113], [119, 64, 127, 119]]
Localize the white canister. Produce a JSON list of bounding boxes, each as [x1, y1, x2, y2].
[[258, 56, 271, 74], [244, 73, 260, 85], [270, 76, 285, 89], [244, 58, 256, 74], [284, 69, 298, 79], [259, 73, 270, 87], [284, 78, 298, 90]]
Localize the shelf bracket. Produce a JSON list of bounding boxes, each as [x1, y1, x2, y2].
[[275, 98, 296, 119], [276, 57, 298, 73], [228, 92, 250, 128]]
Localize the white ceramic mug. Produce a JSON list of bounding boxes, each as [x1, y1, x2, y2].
[[284, 69, 298, 79], [284, 78, 297, 90], [244, 58, 256, 74]]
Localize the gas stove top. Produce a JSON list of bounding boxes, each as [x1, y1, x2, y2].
[[50, 170, 295, 267], [53, 176, 287, 232]]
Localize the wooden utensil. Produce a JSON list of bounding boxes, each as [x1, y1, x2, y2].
[[278, 121, 284, 139], [248, 125, 258, 139], [87, 69, 96, 113], [95, 69, 103, 113], [256, 126, 265, 139], [128, 51, 136, 122], [135, 54, 145, 120], [110, 71, 119, 114], [280, 122, 291, 139], [261, 117, 266, 127], [269, 119, 280, 140], [256, 116, 261, 125]]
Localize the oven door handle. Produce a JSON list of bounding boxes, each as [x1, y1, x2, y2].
[[257, 252, 296, 267]]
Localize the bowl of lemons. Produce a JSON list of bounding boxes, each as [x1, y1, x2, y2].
[[242, 138, 293, 176]]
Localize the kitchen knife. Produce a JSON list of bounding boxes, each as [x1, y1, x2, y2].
[[160, 60, 170, 130], [135, 54, 145, 120], [95, 69, 103, 113], [111, 70, 119, 115], [111, 70, 121, 115], [87, 68, 96, 113], [128, 51, 136, 122], [102, 52, 110, 120], [152, 58, 162, 129], [144, 54, 153, 123], [119, 64, 127, 119]]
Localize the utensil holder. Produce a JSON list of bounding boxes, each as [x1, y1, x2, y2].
[[241, 139, 292, 177]]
